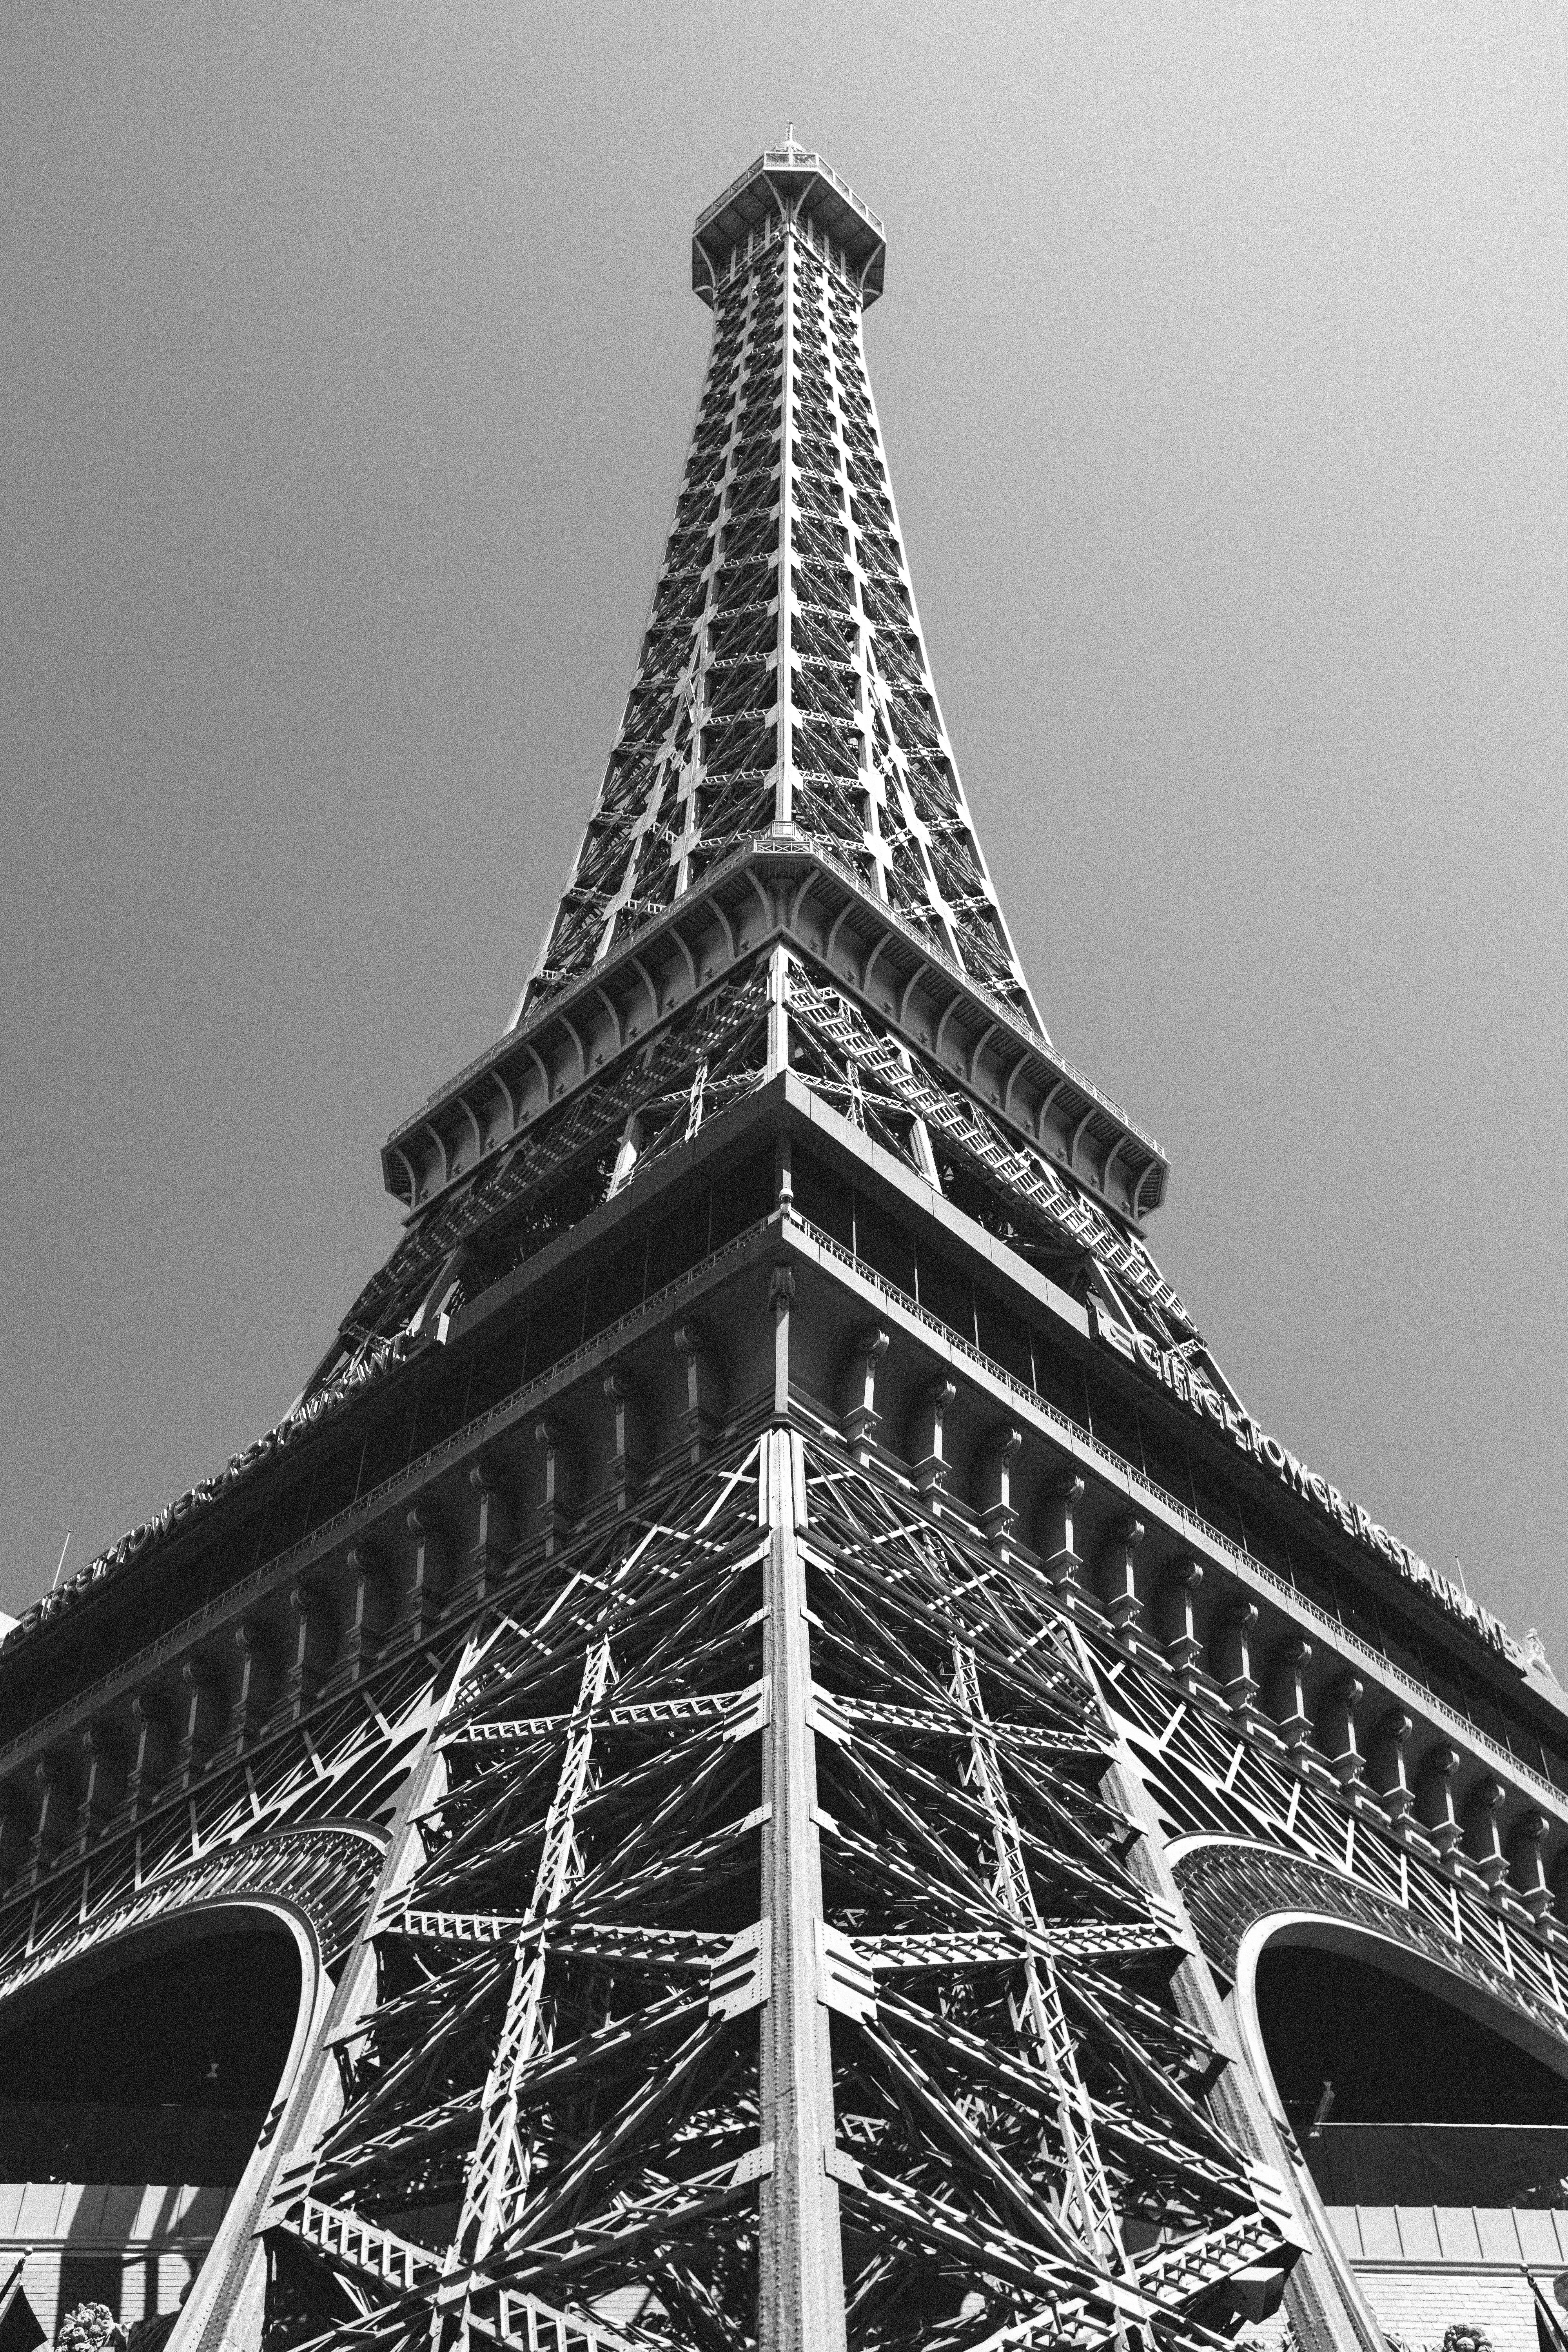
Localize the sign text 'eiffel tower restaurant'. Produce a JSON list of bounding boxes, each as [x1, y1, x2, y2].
[[1090, 1298, 1521, 1668]]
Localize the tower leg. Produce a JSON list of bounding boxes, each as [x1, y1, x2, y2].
[[759, 1426, 847, 2352], [1103, 1709, 1381, 2352], [183, 1682, 457, 2352]]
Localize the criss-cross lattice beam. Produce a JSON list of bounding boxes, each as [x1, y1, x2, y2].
[[951, 1641, 1131, 2281], [445, 1638, 613, 2310]]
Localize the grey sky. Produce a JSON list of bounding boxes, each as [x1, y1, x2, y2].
[[3, 5, 1565, 1664]]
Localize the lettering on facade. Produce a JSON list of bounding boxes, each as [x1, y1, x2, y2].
[[1089, 1299, 1523, 1670]]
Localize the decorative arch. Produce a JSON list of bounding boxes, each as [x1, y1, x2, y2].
[[0, 1827, 384, 2352], [1174, 1836, 1568, 2061], [1174, 1836, 1568, 2352], [0, 1825, 381, 2024]]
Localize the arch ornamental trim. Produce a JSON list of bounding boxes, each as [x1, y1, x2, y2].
[[1174, 1836, 1568, 2057], [0, 1825, 382, 2022]]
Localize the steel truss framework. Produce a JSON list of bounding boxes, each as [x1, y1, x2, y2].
[[261, 1429, 1297, 2352]]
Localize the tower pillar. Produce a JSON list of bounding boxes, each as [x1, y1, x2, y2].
[[758, 1423, 847, 2352], [1161, 1553, 1205, 1687]]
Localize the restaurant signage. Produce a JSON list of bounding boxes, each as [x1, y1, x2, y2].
[[1089, 1299, 1522, 1668]]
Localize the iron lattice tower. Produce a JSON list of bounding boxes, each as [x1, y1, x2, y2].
[[253, 147, 1280, 2348], [4, 139, 1567, 2352]]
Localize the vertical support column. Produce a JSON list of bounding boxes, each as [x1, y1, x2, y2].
[[758, 1425, 846, 2352], [228, 1620, 275, 1757], [1367, 1708, 1415, 1820], [837, 1324, 890, 1465], [177, 1656, 221, 1785], [405, 1504, 450, 1639], [534, 1419, 579, 1557], [766, 942, 792, 1079], [124, 1692, 172, 1822], [952, 1642, 1129, 2274], [1463, 1775, 1509, 1888], [770, 1262, 795, 1421], [602, 1371, 647, 1510], [1317, 1673, 1367, 1792], [673, 1320, 725, 1462], [1268, 1634, 1314, 1753], [1097, 1513, 1145, 1642], [29, 1756, 69, 1881], [775, 227, 797, 829], [1512, 1811, 1555, 1920], [343, 1543, 390, 1682], [1039, 1472, 1086, 1606], [1212, 1599, 1261, 1724], [775, 1129, 794, 1216], [287, 1581, 336, 1716], [907, 1377, 955, 1507], [975, 1425, 1022, 1554], [1417, 1743, 1464, 1855], [468, 1460, 511, 1605], [225, 1651, 477, 2352], [1160, 1556, 1205, 1689], [73, 1723, 125, 1855]]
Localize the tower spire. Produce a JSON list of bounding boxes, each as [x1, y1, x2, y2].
[[35, 136, 1536, 2352], [519, 144, 1044, 1042]]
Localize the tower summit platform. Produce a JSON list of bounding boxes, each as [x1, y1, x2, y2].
[[693, 135, 887, 304]]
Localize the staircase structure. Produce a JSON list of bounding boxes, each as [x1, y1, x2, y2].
[[3, 141, 1567, 2352]]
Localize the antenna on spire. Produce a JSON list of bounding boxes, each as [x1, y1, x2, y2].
[[787, 120, 795, 146], [50, 1532, 71, 1591]]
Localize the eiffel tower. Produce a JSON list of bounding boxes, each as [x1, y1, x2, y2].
[[4, 138, 1568, 2352]]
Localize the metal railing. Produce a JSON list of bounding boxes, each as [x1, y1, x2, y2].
[[696, 149, 884, 240]]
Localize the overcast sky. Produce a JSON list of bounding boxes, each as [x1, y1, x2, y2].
[[3, 4, 1565, 1664]]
